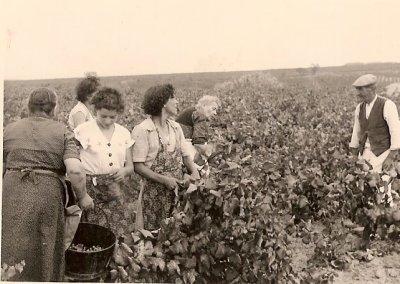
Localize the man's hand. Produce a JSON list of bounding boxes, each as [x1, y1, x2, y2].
[[78, 193, 94, 210], [382, 151, 397, 172], [350, 148, 359, 160]]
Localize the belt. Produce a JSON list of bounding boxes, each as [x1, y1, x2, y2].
[[6, 168, 62, 185]]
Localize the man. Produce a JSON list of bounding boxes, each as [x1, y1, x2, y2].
[[349, 74, 400, 206]]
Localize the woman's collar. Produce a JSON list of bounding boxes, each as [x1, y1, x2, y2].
[[143, 117, 178, 131]]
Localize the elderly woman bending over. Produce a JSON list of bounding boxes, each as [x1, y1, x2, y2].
[[176, 95, 221, 144], [176, 95, 221, 173], [132, 84, 200, 231], [2, 88, 93, 281]]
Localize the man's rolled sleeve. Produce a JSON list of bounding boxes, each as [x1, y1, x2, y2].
[[131, 127, 149, 163], [349, 104, 361, 149], [383, 100, 400, 150]]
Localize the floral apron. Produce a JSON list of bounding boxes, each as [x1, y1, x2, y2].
[[82, 174, 136, 238], [135, 128, 183, 231]]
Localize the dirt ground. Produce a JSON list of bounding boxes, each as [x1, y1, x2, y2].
[[288, 225, 400, 283], [333, 253, 400, 284]]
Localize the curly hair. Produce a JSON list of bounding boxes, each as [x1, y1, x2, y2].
[[90, 87, 125, 113], [142, 84, 175, 116], [75, 75, 100, 103]]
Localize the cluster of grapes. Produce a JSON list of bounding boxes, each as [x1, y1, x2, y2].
[[69, 243, 103, 252]]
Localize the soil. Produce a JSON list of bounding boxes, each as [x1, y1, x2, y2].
[[333, 254, 400, 284], [289, 223, 400, 283]]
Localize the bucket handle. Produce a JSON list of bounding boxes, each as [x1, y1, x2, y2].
[[81, 203, 111, 229]]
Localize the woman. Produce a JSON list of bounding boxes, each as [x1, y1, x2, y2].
[[68, 75, 100, 129], [2, 88, 94, 282], [176, 95, 221, 145], [74, 87, 135, 238], [132, 84, 200, 231], [176, 95, 221, 173]]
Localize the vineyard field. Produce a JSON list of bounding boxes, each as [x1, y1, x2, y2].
[[3, 63, 400, 283]]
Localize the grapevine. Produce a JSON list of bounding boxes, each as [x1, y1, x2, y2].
[[4, 66, 400, 283]]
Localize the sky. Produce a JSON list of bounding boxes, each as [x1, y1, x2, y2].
[[2, 0, 400, 80]]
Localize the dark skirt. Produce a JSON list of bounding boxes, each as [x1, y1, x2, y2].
[[1, 171, 65, 282]]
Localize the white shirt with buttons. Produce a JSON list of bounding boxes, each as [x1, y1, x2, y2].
[[74, 119, 135, 175]]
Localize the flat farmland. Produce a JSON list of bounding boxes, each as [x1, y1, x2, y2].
[[3, 63, 400, 283]]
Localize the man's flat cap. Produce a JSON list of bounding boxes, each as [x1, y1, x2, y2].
[[352, 74, 377, 87]]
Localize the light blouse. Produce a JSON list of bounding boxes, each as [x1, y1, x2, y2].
[[68, 101, 94, 130], [74, 119, 134, 175], [131, 117, 190, 168]]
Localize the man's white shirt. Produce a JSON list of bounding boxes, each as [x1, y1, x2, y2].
[[349, 95, 400, 172], [350, 95, 400, 151]]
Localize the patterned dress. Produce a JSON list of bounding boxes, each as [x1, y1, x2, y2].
[[135, 126, 184, 231], [2, 116, 79, 282]]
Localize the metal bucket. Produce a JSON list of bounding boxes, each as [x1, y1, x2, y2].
[[65, 222, 116, 281]]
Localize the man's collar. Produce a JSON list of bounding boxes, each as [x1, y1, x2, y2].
[[367, 94, 378, 106]]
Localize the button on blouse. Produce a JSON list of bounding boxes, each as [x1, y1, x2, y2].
[[74, 120, 135, 175]]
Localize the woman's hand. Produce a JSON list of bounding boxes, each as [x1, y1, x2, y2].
[[78, 193, 94, 210], [162, 176, 180, 190], [134, 162, 181, 190], [183, 156, 201, 181], [190, 170, 200, 180], [109, 168, 126, 182]]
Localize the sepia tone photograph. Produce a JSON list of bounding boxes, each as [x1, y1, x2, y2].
[[2, 0, 400, 283]]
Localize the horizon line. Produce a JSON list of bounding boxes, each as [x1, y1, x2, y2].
[[4, 62, 400, 82]]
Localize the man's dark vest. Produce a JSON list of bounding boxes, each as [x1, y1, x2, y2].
[[358, 96, 391, 156]]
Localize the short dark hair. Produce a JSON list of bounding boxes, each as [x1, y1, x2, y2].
[[28, 88, 57, 115], [142, 84, 175, 116], [91, 87, 125, 113], [75, 75, 100, 103]]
